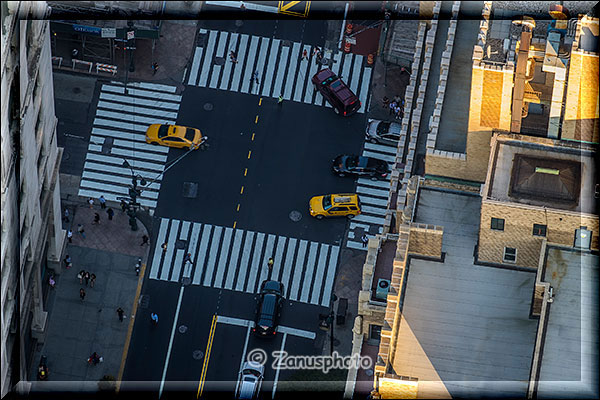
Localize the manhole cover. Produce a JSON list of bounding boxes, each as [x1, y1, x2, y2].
[[282, 40, 292, 47], [204, 103, 213, 111], [214, 56, 225, 65], [193, 350, 204, 360], [235, 20, 243, 27], [101, 137, 114, 154], [178, 325, 188, 334], [62, 152, 71, 161], [73, 87, 81, 94], [175, 239, 187, 249], [182, 182, 198, 198], [289, 211, 302, 222]]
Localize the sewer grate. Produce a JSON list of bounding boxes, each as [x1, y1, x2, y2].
[[182, 182, 198, 198]]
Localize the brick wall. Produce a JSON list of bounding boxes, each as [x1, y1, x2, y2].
[[478, 200, 599, 268], [408, 224, 443, 258]]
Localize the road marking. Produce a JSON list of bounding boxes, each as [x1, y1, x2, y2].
[[238, 34, 255, 93], [262, 39, 281, 97], [235, 231, 255, 292], [251, 133, 255, 141], [272, 332, 287, 399], [240, 186, 244, 194], [283, 42, 301, 100], [255, 115, 259, 124], [216, 316, 315, 341], [321, 245, 340, 306], [160, 220, 179, 280], [300, 242, 318, 303], [289, 240, 307, 301], [224, 229, 244, 289], [247, 150, 251, 159], [277, 325, 316, 340], [192, 225, 213, 284], [160, 286, 185, 399], [271, 45, 290, 99], [216, 315, 253, 328], [199, 30, 218, 87], [203, 226, 223, 286], [233, 221, 237, 229], [245, 232, 265, 293], [310, 244, 329, 305], [244, 168, 247, 176], [188, 46, 203, 86], [197, 314, 218, 398], [237, 203, 241, 211]]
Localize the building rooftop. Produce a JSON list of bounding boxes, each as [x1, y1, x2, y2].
[[392, 188, 539, 398], [486, 134, 597, 215], [536, 247, 599, 398]]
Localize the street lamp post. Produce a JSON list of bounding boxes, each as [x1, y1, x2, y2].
[[122, 159, 147, 231]]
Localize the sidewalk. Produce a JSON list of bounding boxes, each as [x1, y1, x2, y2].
[[27, 202, 150, 393]]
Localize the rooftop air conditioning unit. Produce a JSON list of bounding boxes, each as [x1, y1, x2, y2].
[[376, 279, 390, 301]]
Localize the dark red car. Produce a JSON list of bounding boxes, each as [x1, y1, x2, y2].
[[311, 68, 361, 116]]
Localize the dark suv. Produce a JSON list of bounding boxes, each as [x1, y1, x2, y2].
[[253, 280, 284, 337], [332, 155, 390, 180], [311, 68, 361, 116]]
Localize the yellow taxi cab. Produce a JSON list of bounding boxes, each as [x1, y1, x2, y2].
[[309, 193, 361, 219], [145, 124, 207, 150]]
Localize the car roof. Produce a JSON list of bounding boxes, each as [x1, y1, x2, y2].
[[315, 68, 335, 80], [259, 294, 277, 321], [262, 280, 281, 292], [332, 194, 358, 204]]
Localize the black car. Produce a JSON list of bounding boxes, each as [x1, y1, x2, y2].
[[332, 155, 390, 180], [253, 280, 284, 337]]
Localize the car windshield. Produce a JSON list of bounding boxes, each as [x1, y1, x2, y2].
[[321, 76, 336, 86], [157, 125, 169, 139], [322, 195, 333, 210], [184, 128, 196, 141], [376, 122, 391, 134], [330, 80, 342, 89], [345, 156, 358, 168], [243, 369, 260, 377]]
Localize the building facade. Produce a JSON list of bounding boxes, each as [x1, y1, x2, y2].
[[1, 2, 64, 396]]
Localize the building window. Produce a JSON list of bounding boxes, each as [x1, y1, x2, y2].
[[368, 325, 382, 345], [503, 247, 517, 263], [533, 224, 547, 237], [491, 217, 505, 231]]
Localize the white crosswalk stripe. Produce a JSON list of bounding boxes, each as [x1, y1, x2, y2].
[[346, 140, 399, 251], [78, 82, 182, 210], [150, 218, 341, 306], [186, 29, 373, 113]]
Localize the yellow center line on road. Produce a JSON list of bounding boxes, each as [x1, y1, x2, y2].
[[197, 314, 218, 398], [259, 98, 263, 106], [255, 115, 259, 124], [233, 221, 237, 229], [251, 133, 255, 141], [247, 150, 252, 159], [237, 204, 240, 212], [244, 168, 248, 176], [240, 186, 244, 195]]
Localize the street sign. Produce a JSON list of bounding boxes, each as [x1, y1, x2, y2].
[[127, 30, 135, 40], [101, 27, 116, 38], [345, 36, 356, 45]]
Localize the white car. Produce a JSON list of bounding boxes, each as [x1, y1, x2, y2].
[[235, 361, 264, 399], [366, 119, 402, 145]]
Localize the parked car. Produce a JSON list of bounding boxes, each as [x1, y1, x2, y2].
[[145, 124, 207, 149], [365, 119, 402, 145], [332, 155, 390, 180], [311, 68, 361, 116], [235, 361, 264, 399], [253, 280, 284, 337], [309, 193, 361, 219]]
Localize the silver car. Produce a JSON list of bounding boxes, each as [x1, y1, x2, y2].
[[366, 119, 402, 145], [235, 361, 264, 399]]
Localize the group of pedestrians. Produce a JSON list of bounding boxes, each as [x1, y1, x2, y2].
[[382, 95, 405, 120]]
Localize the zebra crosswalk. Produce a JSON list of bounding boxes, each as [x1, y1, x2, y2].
[[150, 218, 341, 307], [78, 82, 182, 209], [187, 29, 373, 113], [346, 141, 402, 250]]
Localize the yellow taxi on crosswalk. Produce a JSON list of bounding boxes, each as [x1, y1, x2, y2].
[[309, 193, 361, 219], [145, 124, 206, 150]]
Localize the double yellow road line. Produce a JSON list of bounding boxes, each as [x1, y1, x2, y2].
[[197, 314, 218, 398]]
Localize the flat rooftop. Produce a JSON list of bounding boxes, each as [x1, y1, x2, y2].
[[536, 247, 599, 398], [487, 136, 597, 215], [392, 188, 539, 398]]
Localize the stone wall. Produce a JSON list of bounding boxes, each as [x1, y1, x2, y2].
[[407, 223, 444, 258], [478, 200, 599, 268]]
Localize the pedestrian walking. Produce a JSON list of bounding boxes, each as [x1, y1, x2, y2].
[[312, 47, 320, 58], [88, 352, 101, 365], [141, 234, 149, 246], [382, 96, 390, 109], [106, 207, 114, 220], [92, 212, 100, 225], [90, 273, 96, 288], [49, 275, 56, 289], [88, 197, 94, 208], [77, 224, 86, 239], [99, 195, 106, 209], [301, 49, 308, 61], [229, 50, 238, 64], [116, 307, 125, 322], [80, 288, 86, 301], [278, 95, 283, 106], [151, 62, 159, 75], [63, 209, 70, 223], [183, 252, 194, 265], [120, 200, 127, 213], [389, 101, 397, 115], [84, 271, 90, 286], [135, 258, 141, 276], [67, 229, 73, 243], [78, 270, 85, 284], [267, 257, 274, 270], [161, 242, 167, 253], [361, 233, 369, 248], [394, 106, 403, 120], [64, 255, 72, 269], [253, 70, 260, 85], [72, 48, 79, 58]]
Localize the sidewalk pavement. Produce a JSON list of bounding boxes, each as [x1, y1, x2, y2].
[[27, 203, 150, 393]]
